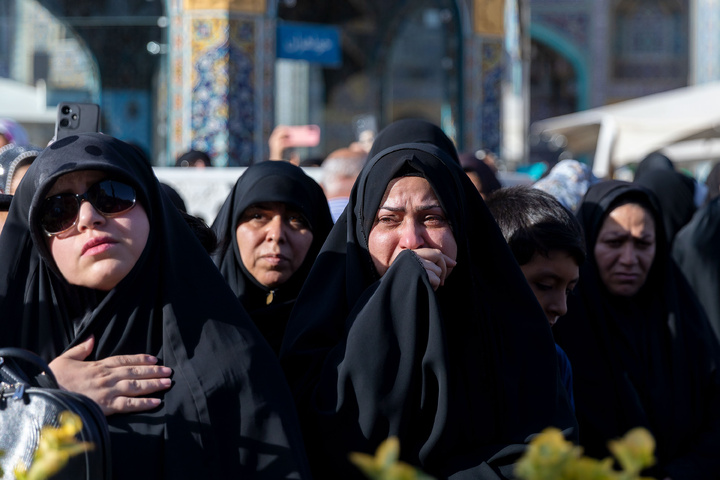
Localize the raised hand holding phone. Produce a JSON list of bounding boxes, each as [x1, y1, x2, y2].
[[54, 103, 101, 141]]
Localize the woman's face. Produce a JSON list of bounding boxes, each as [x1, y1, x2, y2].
[[45, 170, 150, 291], [368, 176, 457, 277], [594, 202, 656, 297], [235, 202, 314, 288]]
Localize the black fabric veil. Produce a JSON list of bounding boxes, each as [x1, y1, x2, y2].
[[280, 131, 576, 479], [366, 118, 461, 164], [634, 168, 696, 245], [0, 134, 311, 480], [211, 160, 333, 354], [553, 180, 720, 478], [673, 195, 720, 341]]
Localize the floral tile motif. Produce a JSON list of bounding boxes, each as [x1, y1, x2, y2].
[[480, 39, 502, 155], [191, 18, 230, 165], [190, 17, 256, 166], [227, 18, 256, 166]]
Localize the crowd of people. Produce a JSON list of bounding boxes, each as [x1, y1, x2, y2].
[[0, 116, 719, 479]]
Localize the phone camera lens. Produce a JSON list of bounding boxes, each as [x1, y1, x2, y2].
[[61, 106, 71, 115], [60, 119, 70, 127]]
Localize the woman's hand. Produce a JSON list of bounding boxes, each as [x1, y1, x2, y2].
[[412, 248, 457, 290], [49, 336, 172, 416]]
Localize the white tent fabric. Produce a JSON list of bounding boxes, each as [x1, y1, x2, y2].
[[0, 78, 56, 124], [530, 82, 720, 177]]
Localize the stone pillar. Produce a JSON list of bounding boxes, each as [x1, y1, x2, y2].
[[692, 0, 720, 84], [166, 0, 274, 166], [465, 0, 505, 156]]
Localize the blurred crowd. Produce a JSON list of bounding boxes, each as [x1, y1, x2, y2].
[[1, 115, 720, 479]]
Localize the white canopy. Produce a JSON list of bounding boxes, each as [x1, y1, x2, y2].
[[0, 78, 58, 146], [0, 78, 56, 123], [530, 82, 720, 177]]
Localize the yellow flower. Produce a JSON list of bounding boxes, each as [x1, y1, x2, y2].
[[563, 456, 617, 480], [608, 427, 656, 475], [14, 411, 94, 480], [349, 437, 436, 480], [514, 427, 583, 480]]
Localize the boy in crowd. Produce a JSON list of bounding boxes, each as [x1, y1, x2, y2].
[[485, 186, 586, 410]]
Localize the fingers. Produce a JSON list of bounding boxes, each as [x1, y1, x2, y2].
[[50, 350, 173, 416], [107, 397, 162, 414], [412, 248, 457, 290], [86, 364, 171, 393], [60, 335, 95, 361], [114, 377, 172, 396], [101, 353, 161, 368], [93, 377, 172, 416]]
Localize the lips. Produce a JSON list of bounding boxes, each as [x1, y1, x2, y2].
[[82, 236, 117, 256], [612, 272, 639, 282], [259, 252, 291, 266]]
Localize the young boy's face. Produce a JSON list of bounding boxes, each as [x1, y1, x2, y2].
[[520, 250, 579, 327]]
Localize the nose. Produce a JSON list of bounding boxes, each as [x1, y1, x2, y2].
[[397, 219, 425, 250], [265, 215, 287, 243], [618, 243, 637, 265], [76, 200, 106, 231], [546, 291, 568, 326]]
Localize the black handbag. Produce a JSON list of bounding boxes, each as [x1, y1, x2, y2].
[[0, 347, 112, 479]]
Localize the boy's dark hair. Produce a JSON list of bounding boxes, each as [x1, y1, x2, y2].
[[485, 185, 586, 266]]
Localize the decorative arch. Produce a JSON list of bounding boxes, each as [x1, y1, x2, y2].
[[530, 22, 589, 111]]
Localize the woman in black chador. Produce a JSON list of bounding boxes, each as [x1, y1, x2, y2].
[[0, 133, 311, 479], [211, 160, 333, 354], [553, 180, 720, 479], [673, 193, 720, 340], [280, 121, 577, 479]]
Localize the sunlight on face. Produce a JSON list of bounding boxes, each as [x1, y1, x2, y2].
[[235, 202, 314, 288], [368, 176, 457, 277], [594, 203, 656, 297], [45, 170, 149, 291]]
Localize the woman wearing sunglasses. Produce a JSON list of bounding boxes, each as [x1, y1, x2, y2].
[[0, 133, 311, 480]]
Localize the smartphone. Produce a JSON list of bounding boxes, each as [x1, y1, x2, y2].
[[54, 103, 101, 141], [285, 125, 320, 148]]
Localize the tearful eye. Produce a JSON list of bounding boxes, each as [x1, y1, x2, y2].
[[376, 215, 399, 225], [288, 215, 309, 229], [425, 215, 448, 226]]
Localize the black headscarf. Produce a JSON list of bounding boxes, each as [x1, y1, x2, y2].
[[0, 143, 42, 194], [634, 168, 696, 245], [280, 137, 576, 479], [211, 160, 333, 354], [553, 180, 720, 479], [366, 118, 460, 164], [704, 162, 720, 205], [0, 193, 10, 211], [0, 133, 311, 480], [634, 151, 675, 181], [458, 151, 502, 195], [673, 195, 720, 341]]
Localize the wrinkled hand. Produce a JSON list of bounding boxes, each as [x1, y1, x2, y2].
[[49, 336, 172, 416], [412, 248, 457, 291]]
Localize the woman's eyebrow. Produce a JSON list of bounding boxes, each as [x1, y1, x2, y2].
[[378, 204, 443, 212], [377, 205, 405, 212], [415, 203, 443, 211]]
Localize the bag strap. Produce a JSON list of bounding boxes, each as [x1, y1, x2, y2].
[[0, 347, 59, 387]]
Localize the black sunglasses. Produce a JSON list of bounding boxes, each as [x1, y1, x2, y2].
[[40, 179, 137, 236]]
